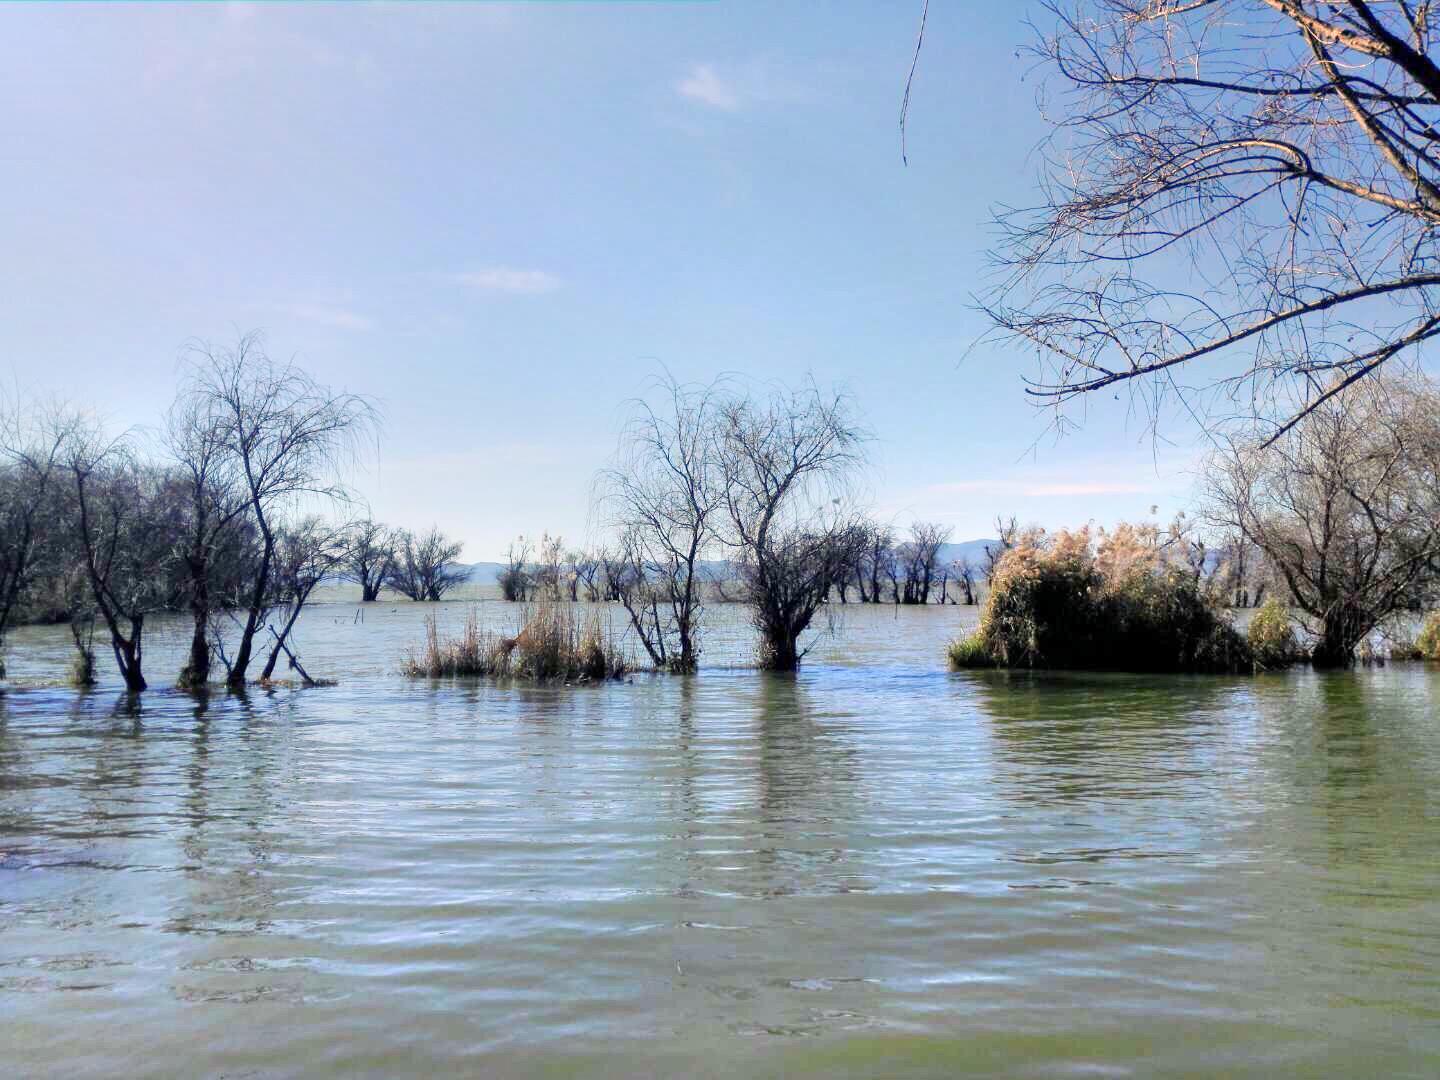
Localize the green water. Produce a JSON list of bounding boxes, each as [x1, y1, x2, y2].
[[1, 603, 1437, 1077]]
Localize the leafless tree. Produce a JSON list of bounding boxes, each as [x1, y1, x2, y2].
[[164, 389, 251, 688], [1208, 373, 1440, 665], [0, 400, 76, 678], [497, 537, 532, 601], [184, 332, 374, 690], [983, 516, 1020, 586], [387, 526, 466, 602], [66, 434, 182, 692], [954, 558, 977, 605], [716, 381, 868, 670], [978, 1, 1440, 435], [259, 517, 348, 681], [533, 532, 567, 602], [601, 376, 725, 672], [570, 550, 604, 602], [343, 518, 399, 602], [899, 521, 953, 604], [851, 522, 895, 603]]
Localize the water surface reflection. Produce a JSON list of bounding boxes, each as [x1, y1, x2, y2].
[[1, 605, 1438, 1077]]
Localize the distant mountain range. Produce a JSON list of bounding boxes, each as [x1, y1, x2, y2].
[[937, 539, 1001, 568]]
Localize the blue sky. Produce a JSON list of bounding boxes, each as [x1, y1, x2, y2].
[[0, 2, 1201, 559]]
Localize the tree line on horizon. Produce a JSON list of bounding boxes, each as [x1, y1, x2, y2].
[[3, 338, 1438, 689]]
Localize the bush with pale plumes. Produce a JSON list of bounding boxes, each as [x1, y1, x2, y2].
[[949, 524, 1253, 674]]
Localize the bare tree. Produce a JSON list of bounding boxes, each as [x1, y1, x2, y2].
[[165, 389, 251, 688], [66, 435, 181, 692], [534, 532, 567, 602], [983, 516, 1020, 587], [899, 521, 953, 604], [602, 376, 724, 672], [343, 518, 398, 602], [954, 558, 977, 605], [977, 1, 1440, 435], [0, 401, 75, 678], [571, 550, 604, 602], [851, 521, 895, 603], [185, 333, 374, 690], [1208, 373, 1440, 666], [499, 537, 533, 602], [259, 517, 348, 681], [716, 382, 868, 671], [387, 526, 466, 601]]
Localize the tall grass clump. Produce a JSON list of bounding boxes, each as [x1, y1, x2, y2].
[[1247, 598, 1299, 670], [403, 602, 629, 682], [948, 524, 1254, 674]]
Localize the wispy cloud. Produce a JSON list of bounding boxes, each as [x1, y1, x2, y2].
[[453, 268, 562, 295], [279, 303, 374, 331], [677, 64, 741, 110], [674, 58, 829, 115], [930, 480, 1153, 498]]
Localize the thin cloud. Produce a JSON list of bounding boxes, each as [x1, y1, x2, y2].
[[677, 63, 741, 110], [454, 268, 562, 295], [925, 479, 1155, 498], [1022, 482, 1151, 497], [279, 303, 374, 331]]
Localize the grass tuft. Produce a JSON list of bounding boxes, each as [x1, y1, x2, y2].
[[403, 602, 629, 682], [947, 632, 996, 669]]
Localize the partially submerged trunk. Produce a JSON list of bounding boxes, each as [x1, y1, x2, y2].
[[109, 615, 147, 692], [1310, 603, 1370, 669]]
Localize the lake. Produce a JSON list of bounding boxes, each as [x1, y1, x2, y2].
[[2, 601, 1438, 1077]]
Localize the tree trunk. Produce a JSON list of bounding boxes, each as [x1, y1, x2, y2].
[[1311, 604, 1367, 669], [179, 560, 210, 688], [113, 617, 147, 692], [180, 612, 209, 688]]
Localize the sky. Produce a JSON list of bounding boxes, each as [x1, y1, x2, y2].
[[0, 1, 1205, 560]]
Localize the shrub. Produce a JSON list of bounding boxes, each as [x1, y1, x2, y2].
[[403, 603, 629, 682], [1247, 598, 1299, 670], [947, 525, 1253, 674], [1416, 612, 1440, 661]]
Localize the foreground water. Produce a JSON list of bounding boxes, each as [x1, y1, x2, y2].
[[2, 602, 1438, 1078]]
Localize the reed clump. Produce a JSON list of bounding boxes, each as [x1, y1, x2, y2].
[[948, 524, 1253, 675], [403, 602, 629, 682]]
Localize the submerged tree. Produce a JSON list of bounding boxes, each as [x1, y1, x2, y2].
[[980, 1, 1440, 433], [602, 376, 724, 672], [258, 518, 348, 681], [165, 388, 251, 688], [899, 521, 952, 604], [850, 521, 896, 604], [1209, 374, 1440, 666], [66, 435, 181, 692], [0, 401, 75, 678], [716, 382, 868, 671], [185, 333, 374, 690], [498, 537, 533, 602], [343, 518, 399, 602], [387, 526, 466, 602]]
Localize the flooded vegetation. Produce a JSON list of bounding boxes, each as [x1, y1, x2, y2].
[[7, 0, 1440, 1074], [3, 604, 1439, 1077]]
